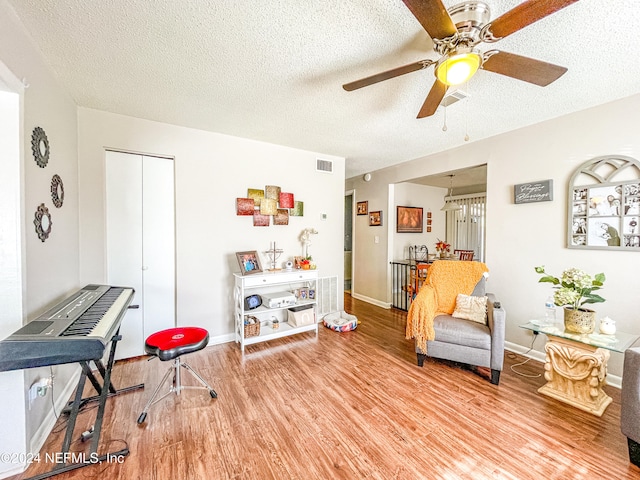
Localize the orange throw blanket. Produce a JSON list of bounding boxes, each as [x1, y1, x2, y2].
[[406, 260, 489, 352]]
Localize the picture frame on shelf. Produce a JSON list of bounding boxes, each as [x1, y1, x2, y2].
[[369, 210, 382, 226], [299, 287, 309, 300], [357, 201, 368, 215], [236, 251, 263, 275], [396, 206, 423, 233]]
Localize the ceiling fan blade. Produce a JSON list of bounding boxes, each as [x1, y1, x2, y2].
[[482, 0, 580, 42], [343, 60, 432, 91], [402, 0, 457, 40], [417, 80, 449, 118], [482, 51, 567, 87]]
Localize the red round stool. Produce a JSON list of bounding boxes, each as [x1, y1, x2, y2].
[[137, 327, 217, 424]]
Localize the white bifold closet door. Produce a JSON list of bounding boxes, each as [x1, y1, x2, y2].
[[105, 151, 175, 359]]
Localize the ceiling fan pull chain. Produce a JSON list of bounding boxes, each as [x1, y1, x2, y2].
[[442, 104, 448, 132]]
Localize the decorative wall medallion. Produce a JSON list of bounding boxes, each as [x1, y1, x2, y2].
[[31, 127, 50, 168], [51, 174, 64, 208], [34, 203, 52, 242]]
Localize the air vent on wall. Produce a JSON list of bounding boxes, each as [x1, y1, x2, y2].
[[317, 276, 339, 316], [316, 158, 333, 173], [440, 89, 468, 108]]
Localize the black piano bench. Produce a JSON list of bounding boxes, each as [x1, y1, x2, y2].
[[137, 327, 217, 424]]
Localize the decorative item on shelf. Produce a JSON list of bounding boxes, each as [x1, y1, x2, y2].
[[34, 203, 52, 242], [244, 315, 260, 338], [264, 242, 283, 271], [31, 126, 50, 168], [300, 258, 312, 270], [50, 174, 64, 208], [435, 239, 450, 259], [599, 316, 616, 335], [535, 266, 606, 334], [300, 227, 318, 258], [236, 251, 263, 275], [271, 317, 279, 330]]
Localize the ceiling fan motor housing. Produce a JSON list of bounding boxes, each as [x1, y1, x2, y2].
[[438, 1, 490, 53]]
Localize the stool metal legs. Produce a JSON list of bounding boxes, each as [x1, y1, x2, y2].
[[137, 356, 217, 424]]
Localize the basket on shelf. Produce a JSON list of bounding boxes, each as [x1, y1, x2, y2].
[[244, 315, 260, 337]]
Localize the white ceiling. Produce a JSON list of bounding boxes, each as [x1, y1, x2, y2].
[[8, 0, 640, 180]]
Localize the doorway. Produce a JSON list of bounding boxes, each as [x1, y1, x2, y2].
[[344, 191, 354, 292], [0, 69, 27, 477]]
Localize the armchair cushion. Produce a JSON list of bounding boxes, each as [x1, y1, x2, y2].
[[452, 294, 488, 324]]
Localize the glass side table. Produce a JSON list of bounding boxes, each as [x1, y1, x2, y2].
[[520, 321, 640, 416]]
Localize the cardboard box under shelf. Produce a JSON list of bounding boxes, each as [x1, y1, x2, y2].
[[287, 304, 315, 327]]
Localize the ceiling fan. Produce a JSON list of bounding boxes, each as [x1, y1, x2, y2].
[[343, 0, 580, 118]]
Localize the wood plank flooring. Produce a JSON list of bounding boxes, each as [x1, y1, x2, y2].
[[12, 294, 639, 479]]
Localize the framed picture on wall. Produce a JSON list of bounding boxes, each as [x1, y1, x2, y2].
[[369, 210, 382, 226], [357, 201, 368, 215], [396, 206, 423, 233], [567, 155, 640, 251]]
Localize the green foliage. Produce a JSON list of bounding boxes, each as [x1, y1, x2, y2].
[[535, 265, 606, 310]]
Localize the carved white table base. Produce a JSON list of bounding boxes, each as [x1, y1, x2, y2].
[[538, 335, 612, 416]]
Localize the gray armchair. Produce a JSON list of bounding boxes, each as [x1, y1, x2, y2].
[[407, 261, 506, 385], [416, 289, 505, 385], [621, 347, 640, 467]]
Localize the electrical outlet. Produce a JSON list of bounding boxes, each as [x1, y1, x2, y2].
[[29, 377, 53, 407]]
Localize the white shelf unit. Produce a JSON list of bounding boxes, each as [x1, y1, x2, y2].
[[233, 270, 318, 351]]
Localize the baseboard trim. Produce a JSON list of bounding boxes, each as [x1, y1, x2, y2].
[[208, 333, 235, 346], [350, 293, 391, 309], [504, 341, 621, 389]]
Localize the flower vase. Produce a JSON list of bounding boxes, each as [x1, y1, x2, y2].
[[563, 307, 596, 334]]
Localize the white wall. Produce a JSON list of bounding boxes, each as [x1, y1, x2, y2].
[[78, 108, 345, 341], [0, 1, 80, 476], [393, 183, 447, 261], [347, 93, 640, 377]]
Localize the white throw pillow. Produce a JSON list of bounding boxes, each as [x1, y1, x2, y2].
[[453, 294, 488, 324]]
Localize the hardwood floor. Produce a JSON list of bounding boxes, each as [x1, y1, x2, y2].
[[12, 294, 638, 479]]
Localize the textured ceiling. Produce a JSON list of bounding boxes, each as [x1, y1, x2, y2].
[[8, 0, 640, 179]]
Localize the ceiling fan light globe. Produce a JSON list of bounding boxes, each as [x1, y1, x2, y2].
[[435, 52, 481, 86]]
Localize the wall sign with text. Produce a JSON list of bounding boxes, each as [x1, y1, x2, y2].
[[514, 180, 553, 204]]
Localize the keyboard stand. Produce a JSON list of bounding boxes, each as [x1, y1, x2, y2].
[[25, 330, 144, 480]]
